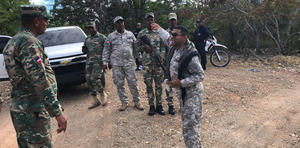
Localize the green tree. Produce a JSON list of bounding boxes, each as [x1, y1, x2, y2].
[[0, 0, 30, 36]]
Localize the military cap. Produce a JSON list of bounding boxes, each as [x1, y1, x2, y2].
[[145, 12, 154, 19], [196, 18, 203, 23], [20, 5, 51, 19], [86, 21, 96, 27], [113, 16, 124, 24], [168, 13, 177, 20]]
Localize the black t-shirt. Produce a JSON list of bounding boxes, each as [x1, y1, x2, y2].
[[133, 29, 141, 38], [193, 26, 211, 47]]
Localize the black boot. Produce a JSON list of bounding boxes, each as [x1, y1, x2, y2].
[[168, 105, 175, 115], [148, 105, 156, 116], [156, 105, 165, 115]]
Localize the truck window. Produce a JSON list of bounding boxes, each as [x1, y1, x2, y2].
[[38, 28, 86, 47], [0, 37, 10, 54]]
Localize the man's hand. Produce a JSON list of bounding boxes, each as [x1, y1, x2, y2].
[[82, 46, 88, 54], [103, 63, 111, 71], [144, 44, 152, 53], [55, 114, 67, 133], [167, 75, 181, 87], [151, 23, 161, 31], [103, 64, 109, 70]]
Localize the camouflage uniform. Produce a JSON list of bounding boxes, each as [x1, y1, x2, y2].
[[4, 24, 62, 148], [165, 27, 175, 108], [84, 32, 106, 96], [158, 28, 205, 148], [164, 13, 178, 108], [102, 29, 141, 105], [137, 28, 166, 106]]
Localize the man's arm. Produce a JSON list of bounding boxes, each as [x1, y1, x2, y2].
[[202, 27, 211, 41], [130, 32, 139, 59], [102, 34, 112, 69], [82, 38, 88, 54], [151, 23, 171, 48], [20, 41, 62, 117]]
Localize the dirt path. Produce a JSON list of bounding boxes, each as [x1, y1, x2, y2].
[[0, 61, 299, 148], [203, 82, 300, 148]]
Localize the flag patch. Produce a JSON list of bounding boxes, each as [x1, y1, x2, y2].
[[105, 40, 111, 46], [35, 56, 42, 64], [168, 40, 173, 46]]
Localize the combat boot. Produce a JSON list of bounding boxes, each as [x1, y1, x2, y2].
[[148, 105, 156, 116], [119, 103, 128, 111], [156, 105, 165, 115], [134, 102, 144, 110], [100, 91, 108, 106], [168, 105, 176, 115], [88, 96, 101, 109]]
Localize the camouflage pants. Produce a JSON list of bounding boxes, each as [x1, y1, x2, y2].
[[10, 110, 52, 148], [165, 90, 174, 107], [85, 63, 104, 96], [143, 66, 163, 106], [181, 90, 203, 148], [112, 65, 140, 104]]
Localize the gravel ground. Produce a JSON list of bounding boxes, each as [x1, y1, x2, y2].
[[0, 55, 300, 148]]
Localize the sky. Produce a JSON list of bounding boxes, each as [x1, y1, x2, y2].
[[30, 0, 54, 12]]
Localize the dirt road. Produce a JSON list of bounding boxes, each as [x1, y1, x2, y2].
[[0, 60, 299, 148]]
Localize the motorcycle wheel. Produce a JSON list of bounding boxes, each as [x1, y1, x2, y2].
[[210, 47, 231, 67]]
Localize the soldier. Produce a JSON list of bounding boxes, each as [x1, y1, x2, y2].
[[3, 5, 67, 147], [164, 12, 179, 115], [102, 16, 144, 111], [82, 21, 108, 109], [133, 22, 143, 71], [137, 12, 166, 116], [193, 18, 211, 70], [152, 23, 205, 147], [167, 13, 178, 34]]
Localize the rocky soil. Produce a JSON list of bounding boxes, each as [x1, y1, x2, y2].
[[0, 55, 299, 148]]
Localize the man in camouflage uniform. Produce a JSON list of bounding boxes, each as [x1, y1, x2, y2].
[[3, 5, 67, 147], [82, 21, 108, 109], [167, 13, 178, 34], [102, 16, 144, 111], [153, 23, 205, 147], [137, 12, 167, 116], [164, 12, 179, 115]]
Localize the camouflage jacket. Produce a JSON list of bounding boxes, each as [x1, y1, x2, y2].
[[169, 40, 204, 98], [102, 30, 137, 67], [84, 32, 106, 65], [157, 27, 205, 97], [3, 27, 62, 117], [137, 28, 166, 66]]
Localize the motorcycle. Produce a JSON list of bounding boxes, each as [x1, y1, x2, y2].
[[205, 36, 231, 67]]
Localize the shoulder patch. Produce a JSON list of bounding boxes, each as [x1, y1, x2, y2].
[[168, 39, 174, 46], [105, 40, 111, 46], [35, 56, 42, 64]]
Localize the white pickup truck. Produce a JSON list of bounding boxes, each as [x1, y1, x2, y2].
[[0, 26, 87, 87]]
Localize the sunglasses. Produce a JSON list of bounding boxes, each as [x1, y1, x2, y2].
[[171, 33, 181, 37], [116, 20, 124, 24]]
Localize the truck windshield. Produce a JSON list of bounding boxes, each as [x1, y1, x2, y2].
[[38, 28, 86, 47], [0, 37, 10, 53]]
